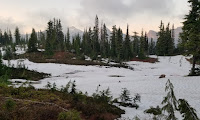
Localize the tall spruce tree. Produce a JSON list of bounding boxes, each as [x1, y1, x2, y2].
[[132, 31, 139, 57], [15, 27, 21, 45], [144, 32, 149, 56], [110, 25, 117, 58], [139, 30, 146, 59], [66, 28, 71, 51], [56, 19, 65, 51], [28, 28, 38, 52], [116, 27, 123, 61], [149, 38, 156, 55], [156, 21, 175, 56], [100, 23, 109, 58], [45, 20, 55, 56], [156, 21, 165, 56], [180, 0, 200, 75], [3, 31, 9, 45], [123, 25, 132, 60], [92, 15, 100, 57]]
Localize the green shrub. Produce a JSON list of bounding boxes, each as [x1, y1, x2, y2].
[[4, 99, 16, 111], [58, 110, 81, 120]]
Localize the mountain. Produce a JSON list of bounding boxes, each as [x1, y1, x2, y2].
[[65, 26, 83, 40], [147, 27, 183, 45], [147, 30, 157, 42]]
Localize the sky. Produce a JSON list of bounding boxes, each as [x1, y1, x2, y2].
[[0, 0, 190, 34]]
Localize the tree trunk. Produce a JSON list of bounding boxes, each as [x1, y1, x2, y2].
[[190, 56, 196, 76]]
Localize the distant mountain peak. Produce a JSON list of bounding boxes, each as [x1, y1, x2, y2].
[[147, 26, 182, 45]]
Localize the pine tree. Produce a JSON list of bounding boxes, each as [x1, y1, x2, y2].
[[149, 38, 156, 55], [123, 25, 132, 60], [15, 27, 21, 45], [162, 80, 178, 120], [8, 30, 13, 45], [74, 34, 81, 55], [56, 19, 65, 51], [139, 30, 146, 59], [110, 25, 117, 58], [3, 31, 9, 45], [0, 30, 2, 45], [66, 28, 71, 51], [92, 15, 100, 57], [132, 31, 139, 57], [28, 28, 38, 52], [178, 99, 199, 120], [116, 27, 123, 61], [100, 23, 109, 58], [165, 23, 174, 55], [144, 32, 149, 56], [156, 21, 165, 56], [180, 0, 200, 75], [45, 20, 55, 56]]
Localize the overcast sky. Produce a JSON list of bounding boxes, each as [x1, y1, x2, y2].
[[0, 0, 190, 34]]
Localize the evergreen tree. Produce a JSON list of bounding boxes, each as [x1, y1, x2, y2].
[[14, 27, 21, 45], [123, 25, 132, 60], [139, 30, 146, 59], [56, 19, 65, 51], [116, 27, 123, 61], [180, 0, 200, 75], [132, 31, 139, 57], [92, 15, 100, 57], [74, 34, 81, 55], [178, 99, 199, 120], [66, 28, 71, 51], [8, 30, 13, 45], [162, 80, 178, 120], [156, 21, 175, 56], [28, 28, 38, 52], [165, 23, 174, 55], [156, 21, 166, 56], [100, 23, 109, 58], [110, 25, 117, 58], [0, 30, 2, 45], [149, 38, 156, 55], [3, 31, 9, 45], [144, 32, 149, 56], [45, 20, 55, 56]]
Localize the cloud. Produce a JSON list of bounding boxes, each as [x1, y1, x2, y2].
[[72, 0, 177, 32], [78, 0, 174, 19], [0, 16, 25, 33]]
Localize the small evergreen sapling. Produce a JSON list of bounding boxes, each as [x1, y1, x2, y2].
[[178, 99, 199, 120], [161, 80, 178, 120]]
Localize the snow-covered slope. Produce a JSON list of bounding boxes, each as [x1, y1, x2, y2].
[[3, 55, 200, 119]]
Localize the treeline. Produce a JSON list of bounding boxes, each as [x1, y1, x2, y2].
[[43, 16, 176, 62], [1, 16, 178, 63]]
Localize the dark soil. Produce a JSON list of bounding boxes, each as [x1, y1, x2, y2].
[[17, 51, 131, 69], [18, 51, 105, 66], [131, 57, 158, 63]]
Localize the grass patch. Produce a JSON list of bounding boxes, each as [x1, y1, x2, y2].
[[0, 84, 124, 120]]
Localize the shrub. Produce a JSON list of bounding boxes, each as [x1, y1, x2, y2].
[[3, 47, 15, 60], [58, 110, 81, 120], [4, 99, 16, 112]]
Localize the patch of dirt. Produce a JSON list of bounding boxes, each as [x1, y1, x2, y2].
[[18, 51, 105, 66], [109, 75, 125, 77], [131, 57, 158, 63]]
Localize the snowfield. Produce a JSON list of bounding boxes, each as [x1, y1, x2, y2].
[[3, 55, 200, 119]]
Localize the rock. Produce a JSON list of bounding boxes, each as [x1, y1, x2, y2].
[[159, 74, 166, 78]]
